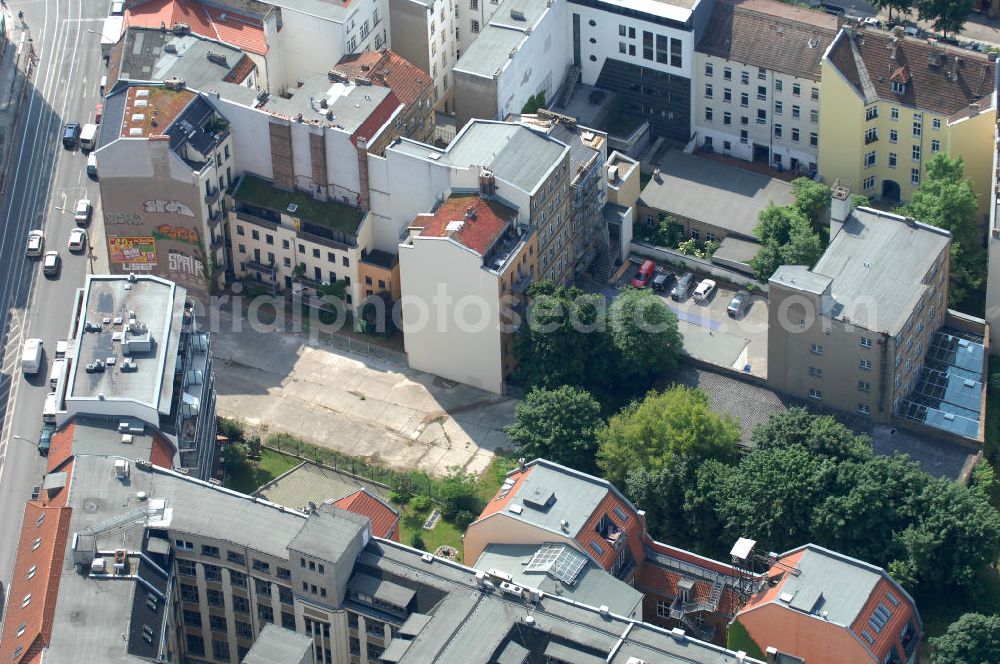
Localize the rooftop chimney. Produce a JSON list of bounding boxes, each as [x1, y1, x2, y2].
[[830, 179, 852, 228], [890, 37, 899, 60]]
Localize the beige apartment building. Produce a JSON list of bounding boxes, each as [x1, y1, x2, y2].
[[768, 191, 951, 421], [692, 0, 838, 173]]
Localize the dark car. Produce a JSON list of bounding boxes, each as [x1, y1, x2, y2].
[[62, 122, 80, 149], [727, 291, 752, 318], [652, 271, 676, 292], [38, 422, 55, 456], [670, 273, 696, 301]]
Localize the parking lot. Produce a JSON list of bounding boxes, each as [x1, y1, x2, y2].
[[616, 261, 769, 377]]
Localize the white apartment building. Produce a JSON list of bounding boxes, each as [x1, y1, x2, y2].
[[692, 0, 838, 172], [388, 0, 459, 110]]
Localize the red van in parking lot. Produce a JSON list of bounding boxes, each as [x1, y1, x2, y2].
[[630, 260, 656, 288]]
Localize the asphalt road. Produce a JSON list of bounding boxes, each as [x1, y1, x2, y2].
[[0, 0, 107, 615]]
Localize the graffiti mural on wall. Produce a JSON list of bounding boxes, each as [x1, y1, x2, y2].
[[153, 224, 201, 246], [144, 200, 195, 217]]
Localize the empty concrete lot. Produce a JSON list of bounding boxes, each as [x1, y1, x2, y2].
[[210, 310, 514, 478]]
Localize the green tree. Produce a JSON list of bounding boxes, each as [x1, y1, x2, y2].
[[505, 386, 604, 472], [899, 154, 986, 314], [900, 477, 1000, 589], [705, 445, 837, 553], [790, 177, 831, 224], [514, 282, 611, 393], [871, 0, 913, 22], [607, 287, 682, 383], [780, 221, 823, 267], [625, 456, 713, 548], [917, 0, 974, 37], [751, 408, 872, 462], [654, 214, 685, 248], [749, 240, 782, 282], [437, 467, 482, 520], [930, 613, 1000, 664], [597, 386, 740, 485], [755, 203, 808, 245]]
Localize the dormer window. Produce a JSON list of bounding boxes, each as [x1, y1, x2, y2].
[[891, 80, 906, 95]]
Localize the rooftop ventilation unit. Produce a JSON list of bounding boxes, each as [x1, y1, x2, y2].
[[511, 8, 526, 20], [287, 203, 299, 213]]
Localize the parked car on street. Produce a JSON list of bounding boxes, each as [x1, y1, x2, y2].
[[693, 279, 717, 302], [68, 228, 88, 252], [671, 273, 696, 301], [629, 259, 656, 288], [25, 230, 44, 258], [727, 291, 752, 318], [74, 199, 92, 225], [652, 271, 675, 292]]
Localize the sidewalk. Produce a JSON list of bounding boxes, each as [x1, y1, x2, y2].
[[0, 10, 33, 198]]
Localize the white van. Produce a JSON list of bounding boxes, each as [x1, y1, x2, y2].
[[87, 152, 98, 178], [80, 123, 98, 151], [48, 359, 66, 390], [43, 392, 58, 424], [99, 75, 107, 96], [21, 338, 43, 375]]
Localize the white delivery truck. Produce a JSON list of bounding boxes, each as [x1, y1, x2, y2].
[[21, 338, 43, 375], [80, 123, 98, 151], [42, 392, 58, 424], [48, 358, 66, 390]]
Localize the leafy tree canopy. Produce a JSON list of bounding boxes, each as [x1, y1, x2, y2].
[[505, 386, 604, 473], [930, 613, 1000, 664]]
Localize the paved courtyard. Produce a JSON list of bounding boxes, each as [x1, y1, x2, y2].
[[210, 309, 515, 478]]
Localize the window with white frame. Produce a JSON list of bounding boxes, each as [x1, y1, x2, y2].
[[931, 139, 940, 152], [810, 344, 824, 355], [858, 403, 871, 415], [912, 145, 921, 161], [860, 359, 872, 370], [808, 388, 822, 400], [889, 129, 898, 143], [775, 100, 783, 114], [705, 84, 713, 98], [863, 176, 875, 190], [932, 117, 941, 130], [912, 114, 922, 137], [911, 168, 920, 185], [860, 337, 873, 348], [809, 366, 823, 377], [705, 107, 713, 122], [774, 124, 782, 138], [890, 107, 899, 120], [864, 151, 876, 168], [858, 380, 871, 392]]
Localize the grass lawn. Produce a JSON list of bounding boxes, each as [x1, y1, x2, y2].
[[394, 504, 467, 562], [224, 448, 300, 494], [235, 174, 362, 236]]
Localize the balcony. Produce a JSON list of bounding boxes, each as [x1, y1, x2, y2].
[[245, 260, 278, 281], [235, 209, 279, 231], [207, 208, 222, 228], [205, 185, 222, 206]]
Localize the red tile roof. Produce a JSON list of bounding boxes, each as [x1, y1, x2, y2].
[[150, 433, 176, 469], [46, 421, 75, 474], [333, 489, 400, 541], [0, 503, 73, 664], [412, 194, 517, 256], [223, 54, 257, 85], [740, 548, 807, 612], [575, 492, 645, 571], [476, 467, 533, 520], [336, 50, 433, 107], [127, 0, 267, 55], [352, 91, 402, 147], [851, 578, 917, 659], [202, 3, 268, 55]]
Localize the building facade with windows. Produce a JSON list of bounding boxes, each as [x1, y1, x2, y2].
[[767, 196, 952, 424], [692, 0, 838, 172], [387, 0, 459, 111], [818, 26, 997, 213]]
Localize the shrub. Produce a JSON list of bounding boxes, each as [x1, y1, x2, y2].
[[453, 510, 476, 529], [389, 489, 411, 506], [410, 533, 426, 551], [410, 495, 432, 513]]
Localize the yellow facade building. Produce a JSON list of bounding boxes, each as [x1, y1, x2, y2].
[[819, 27, 996, 216]]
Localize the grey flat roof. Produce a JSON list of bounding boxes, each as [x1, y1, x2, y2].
[[69, 415, 156, 460], [475, 543, 644, 617], [812, 208, 951, 334], [638, 150, 795, 238], [119, 29, 241, 90], [262, 75, 393, 133], [267, 0, 355, 22], [255, 459, 390, 508], [348, 571, 417, 607], [243, 624, 313, 664], [500, 462, 609, 539], [771, 545, 883, 626], [452, 26, 525, 79], [770, 264, 832, 295], [288, 502, 369, 559], [68, 275, 184, 413], [714, 235, 761, 265], [441, 122, 568, 194]]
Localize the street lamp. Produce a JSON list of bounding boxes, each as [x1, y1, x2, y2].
[[11, 435, 36, 446]]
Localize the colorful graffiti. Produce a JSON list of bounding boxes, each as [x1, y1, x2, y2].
[[153, 224, 201, 246], [109, 236, 157, 264]]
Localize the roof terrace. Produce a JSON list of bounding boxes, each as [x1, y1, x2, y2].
[[233, 174, 364, 246]]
